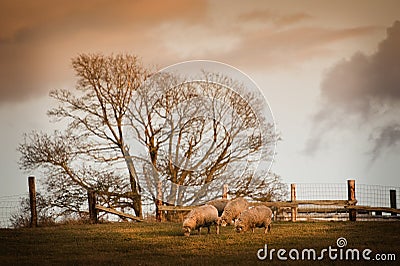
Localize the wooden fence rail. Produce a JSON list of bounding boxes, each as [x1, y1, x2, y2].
[[346, 206, 400, 215], [158, 200, 360, 218], [95, 205, 143, 222], [156, 180, 399, 222]]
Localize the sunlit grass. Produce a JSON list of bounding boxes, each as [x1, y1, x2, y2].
[[0, 221, 399, 265]]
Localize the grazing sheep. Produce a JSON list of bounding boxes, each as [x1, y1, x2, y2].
[[234, 205, 273, 234], [219, 197, 249, 226], [183, 204, 220, 236], [207, 199, 229, 217]]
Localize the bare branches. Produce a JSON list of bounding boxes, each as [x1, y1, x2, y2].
[[19, 54, 150, 218], [18, 53, 282, 218], [18, 130, 96, 191], [130, 71, 279, 206], [48, 54, 148, 149]]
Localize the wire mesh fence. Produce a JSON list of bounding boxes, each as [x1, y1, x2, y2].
[[294, 183, 348, 201], [277, 183, 400, 221], [0, 194, 27, 228], [355, 184, 400, 221], [1, 181, 399, 228], [357, 184, 400, 207], [274, 183, 351, 221]]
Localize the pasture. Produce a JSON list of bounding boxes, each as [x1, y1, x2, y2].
[[0, 221, 399, 265]]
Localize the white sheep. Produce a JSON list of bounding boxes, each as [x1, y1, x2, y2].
[[218, 197, 249, 226], [182, 204, 220, 236], [207, 198, 229, 217], [234, 205, 273, 234]]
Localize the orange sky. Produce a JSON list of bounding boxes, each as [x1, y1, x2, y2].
[[0, 0, 399, 196], [1, 0, 398, 102]]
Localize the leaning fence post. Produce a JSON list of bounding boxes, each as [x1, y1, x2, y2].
[[291, 184, 297, 222], [347, 180, 357, 221], [28, 176, 38, 228], [87, 190, 98, 224], [222, 184, 228, 199], [390, 190, 397, 216]]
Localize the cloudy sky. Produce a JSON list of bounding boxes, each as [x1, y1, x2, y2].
[[1, 0, 399, 197]]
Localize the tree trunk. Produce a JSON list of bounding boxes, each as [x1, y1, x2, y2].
[[131, 193, 143, 218], [122, 146, 142, 218]]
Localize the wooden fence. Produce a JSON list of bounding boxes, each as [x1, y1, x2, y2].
[[26, 178, 399, 226], [156, 180, 399, 222], [26, 176, 143, 226]]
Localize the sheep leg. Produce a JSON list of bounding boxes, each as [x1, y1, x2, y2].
[[215, 224, 220, 235], [207, 226, 211, 234], [198, 228, 201, 235], [265, 224, 271, 234]]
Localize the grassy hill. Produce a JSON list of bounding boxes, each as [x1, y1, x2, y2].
[[0, 221, 399, 265]]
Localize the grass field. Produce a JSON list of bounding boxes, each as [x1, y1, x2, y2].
[[0, 221, 399, 265]]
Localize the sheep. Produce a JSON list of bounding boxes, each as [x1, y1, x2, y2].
[[182, 204, 220, 236], [234, 205, 273, 234], [207, 198, 229, 217], [218, 197, 249, 226]]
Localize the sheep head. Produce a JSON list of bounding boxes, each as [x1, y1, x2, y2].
[[182, 217, 196, 236], [234, 217, 249, 233]]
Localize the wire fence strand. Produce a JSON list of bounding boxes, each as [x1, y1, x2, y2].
[[0, 194, 28, 228]]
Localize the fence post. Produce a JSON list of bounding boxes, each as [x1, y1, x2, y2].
[[28, 176, 38, 228], [290, 184, 297, 222], [390, 190, 397, 216], [156, 181, 163, 222], [222, 184, 228, 199], [87, 190, 98, 224], [347, 180, 357, 221]]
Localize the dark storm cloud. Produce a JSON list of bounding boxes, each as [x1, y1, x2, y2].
[[320, 20, 400, 114], [306, 21, 400, 157], [370, 124, 400, 161]]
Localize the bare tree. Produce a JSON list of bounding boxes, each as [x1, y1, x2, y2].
[[19, 54, 149, 218], [127, 71, 278, 206], [17, 129, 134, 218], [18, 53, 282, 221]]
